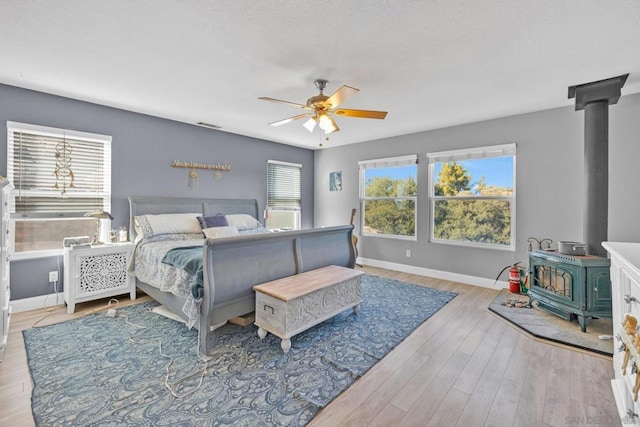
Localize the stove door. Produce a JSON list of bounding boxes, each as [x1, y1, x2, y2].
[[586, 267, 612, 311], [529, 257, 581, 311]]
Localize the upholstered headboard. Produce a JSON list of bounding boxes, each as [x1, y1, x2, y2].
[[128, 197, 260, 242]]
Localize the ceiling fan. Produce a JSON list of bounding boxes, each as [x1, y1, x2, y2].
[[259, 79, 388, 135]]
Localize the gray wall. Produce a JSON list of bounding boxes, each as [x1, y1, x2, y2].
[[4, 82, 639, 298], [0, 84, 314, 300], [314, 92, 640, 282]]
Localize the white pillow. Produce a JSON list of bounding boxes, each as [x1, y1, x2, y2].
[[135, 213, 201, 239], [225, 214, 262, 231], [203, 225, 239, 239]]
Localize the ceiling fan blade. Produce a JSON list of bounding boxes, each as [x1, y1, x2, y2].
[[269, 113, 313, 127], [333, 108, 388, 119], [259, 97, 312, 110], [325, 85, 359, 108]]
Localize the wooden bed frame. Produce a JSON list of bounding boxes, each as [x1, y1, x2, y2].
[[128, 196, 356, 356]]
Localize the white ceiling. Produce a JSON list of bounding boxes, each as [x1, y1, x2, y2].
[[2, 1, 640, 150]]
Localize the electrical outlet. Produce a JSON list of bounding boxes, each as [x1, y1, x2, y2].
[[406, 249, 411, 258], [49, 271, 58, 283]]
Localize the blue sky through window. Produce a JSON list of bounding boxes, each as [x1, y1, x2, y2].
[[365, 165, 416, 181], [364, 156, 512, 189], [433, 156, 513, 189]]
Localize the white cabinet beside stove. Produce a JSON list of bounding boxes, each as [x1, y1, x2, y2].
[[603, 241, 640, 426]]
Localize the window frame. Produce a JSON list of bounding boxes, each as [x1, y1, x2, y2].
[[266, 160, 302, 231], [6, 121, 112, 258], [427, 143, 516, 251], [358, 154, 418, 241]]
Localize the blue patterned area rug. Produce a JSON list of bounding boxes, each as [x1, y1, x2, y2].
[[23, 275, 456, 426]]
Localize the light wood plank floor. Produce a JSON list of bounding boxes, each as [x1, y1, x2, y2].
[[0, 266, 619, 426]]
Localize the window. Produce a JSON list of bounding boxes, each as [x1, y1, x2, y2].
[[266, 160, 301, 230], [427, 143, 516, 250], [358, 155, 418, 240], [7, 122, 112, 254]]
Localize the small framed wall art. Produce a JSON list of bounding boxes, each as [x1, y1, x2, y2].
[[329, 171, 342, 191]]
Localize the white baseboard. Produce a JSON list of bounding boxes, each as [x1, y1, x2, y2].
[[357, 257, 507, 290], [11, 292, 64, 313]]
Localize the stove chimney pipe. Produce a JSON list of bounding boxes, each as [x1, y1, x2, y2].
[[568, 74, 628, 256]]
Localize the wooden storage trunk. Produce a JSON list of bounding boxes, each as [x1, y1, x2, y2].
[[253, 265, 364, 353]]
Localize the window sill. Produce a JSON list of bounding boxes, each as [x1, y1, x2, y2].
[[362, 233, 417, 241], [429, 238, 515, 252], [11, 249, 64, 261]]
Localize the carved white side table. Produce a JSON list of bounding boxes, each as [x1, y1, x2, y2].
[[63, 242, 136, 313]]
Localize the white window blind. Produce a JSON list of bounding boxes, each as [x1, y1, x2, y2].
[[6, 121, 112, 218], [267, 160, 301, 210], [427, 143, 516, 164], [358, 154, 418, 170]]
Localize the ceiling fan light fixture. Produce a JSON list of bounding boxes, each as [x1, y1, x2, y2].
[[260, 78, 385, 135], [318, 112, 338, 134], [303, 117, 317, 132]]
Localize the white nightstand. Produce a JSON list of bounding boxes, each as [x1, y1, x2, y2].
[[63, 242, 136, 314]]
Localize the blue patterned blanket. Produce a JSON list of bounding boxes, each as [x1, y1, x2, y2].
[[161, 245, 204, 299]]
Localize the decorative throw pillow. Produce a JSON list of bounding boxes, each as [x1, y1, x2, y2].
[[203, 225, 240, 239], [134, 213, 201, 239], [225, 214, 262, 231], [197, 215, 228, 229]]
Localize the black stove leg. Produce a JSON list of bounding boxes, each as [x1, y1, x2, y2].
[[578, 314, 587, 333]]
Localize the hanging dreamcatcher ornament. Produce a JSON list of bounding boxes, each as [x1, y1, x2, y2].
[[188, 168, 198, 190], [53, 132, 75, 194]]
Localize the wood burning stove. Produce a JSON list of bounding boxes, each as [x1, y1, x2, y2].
[[528, 250, 611, 332], [528, 74, 627, 333]]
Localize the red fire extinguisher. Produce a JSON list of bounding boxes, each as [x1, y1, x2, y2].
[[509, 265, 521, 294]]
